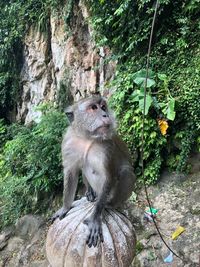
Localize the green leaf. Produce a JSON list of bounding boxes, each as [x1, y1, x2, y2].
[[152, 97, 160, 109], [134, 77, 145, 86], [133, 69, 155, 79], [146, 78, 156, 88], [157, 73, 167, 81], [133, 70, 156, 88], [130, 90, 140, 102], [167, 98, 176, 120], [159, 102, 166, 108], [139, 94, 153, 115], [134, 77, 155, 88]]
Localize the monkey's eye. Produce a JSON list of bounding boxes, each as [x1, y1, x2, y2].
[[101, 105, 107, 111], [91, 104, 98, 110]]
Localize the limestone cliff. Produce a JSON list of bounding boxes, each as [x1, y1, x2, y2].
[[17, 1, 116, 123]]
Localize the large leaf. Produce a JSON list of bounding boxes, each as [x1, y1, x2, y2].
[[130, 90, 140, 102], [159, 98, 176, 121], [139, 94, 153, 115], [134, 77, 156, 88], [133, 69, 155, 88], [133, 69, 155, 79], [167, 98, 176, 120], [130, 90, 153, 115]]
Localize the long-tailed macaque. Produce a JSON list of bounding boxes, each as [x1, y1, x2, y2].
[[52, 95, 136, 247]]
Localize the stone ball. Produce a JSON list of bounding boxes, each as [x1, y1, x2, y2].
[[46, 198, 136, 267]]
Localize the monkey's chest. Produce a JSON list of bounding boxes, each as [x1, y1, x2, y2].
[[82, 147, 107, 195], [82, 163, 105, 195]]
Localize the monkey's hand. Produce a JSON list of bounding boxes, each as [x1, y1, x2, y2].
[[83, 217, 104, 247], [51, 207, 70, 223]]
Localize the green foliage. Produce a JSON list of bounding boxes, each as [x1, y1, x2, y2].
[[63, 0, 76, 29], [86, 0, 172, 59], [110, 68, 167, 184], [136, 241, 145, 255], [0, 119, 8, 148], [0, 0, 199, 229], [57, 70, 73, 112], [90, 0, 200, 182], [0, 107, 67, 228], [129, 69, 176, 119]]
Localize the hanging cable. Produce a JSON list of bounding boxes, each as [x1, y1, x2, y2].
[[141, 0, 184, 261]]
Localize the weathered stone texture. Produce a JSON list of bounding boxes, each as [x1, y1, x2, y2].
[[17, 2, 116, 123]]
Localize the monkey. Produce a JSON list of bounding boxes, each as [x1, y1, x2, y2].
[[52, 95, 136, 247]]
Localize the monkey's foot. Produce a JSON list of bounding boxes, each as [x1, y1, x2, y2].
[[85, 188, 97, 202], [51, 207, 69, 223], [83, 217, 104, 247]]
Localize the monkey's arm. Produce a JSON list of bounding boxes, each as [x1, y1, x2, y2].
[[63, 168, 79, 211], [84, 180, 111, 247], [51, 167, 79, 222]]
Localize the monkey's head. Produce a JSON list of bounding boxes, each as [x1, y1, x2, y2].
[[66, 96, 116, 140]]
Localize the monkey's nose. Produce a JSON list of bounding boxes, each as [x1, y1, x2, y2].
[[102, 114, 109, 118]]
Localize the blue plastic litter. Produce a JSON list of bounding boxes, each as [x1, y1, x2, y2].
[[164, 251, 173, 263]]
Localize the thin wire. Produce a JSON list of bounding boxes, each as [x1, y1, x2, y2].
[[141, 0, 184, 261]]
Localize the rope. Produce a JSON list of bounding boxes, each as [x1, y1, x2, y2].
[[141, 0, 184, 261]]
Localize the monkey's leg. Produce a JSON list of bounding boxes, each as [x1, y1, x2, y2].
[[83, 183, 111, 247], [51, 169, 78, 222]]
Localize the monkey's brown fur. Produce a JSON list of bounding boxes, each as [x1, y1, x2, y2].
[[52, 96, 136, 247]]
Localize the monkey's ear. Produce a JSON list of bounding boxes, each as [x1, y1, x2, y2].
[[64, 106, 74, 123]]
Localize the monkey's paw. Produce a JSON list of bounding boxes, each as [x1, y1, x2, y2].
[[51, 207, 69, 223], [83, 217, 104, 247], [85, 189, 97, 202]]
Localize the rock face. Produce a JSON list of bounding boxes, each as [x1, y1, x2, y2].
[[46, 198, 136, 267], [17, 1, 116, 123]]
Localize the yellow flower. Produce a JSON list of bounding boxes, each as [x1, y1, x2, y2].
[[158, 119, 169, 135]]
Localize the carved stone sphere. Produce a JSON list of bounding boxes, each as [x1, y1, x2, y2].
[[46, 198, 136, 267]]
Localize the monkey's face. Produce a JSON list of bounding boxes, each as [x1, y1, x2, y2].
[[73, 97, 116, 140]]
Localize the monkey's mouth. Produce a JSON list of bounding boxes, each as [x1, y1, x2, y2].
[[96, 125, 110, 134], [99, 124, 110, 129]]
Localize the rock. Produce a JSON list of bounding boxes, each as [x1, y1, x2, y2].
[[0, 239, 7, 251], [6, 236, 24, 252], [133, 171, 200, 267], [17, 3, 116, 124], [0, 228, 13, 250], [190, 203, 200, 215], [15, 215, 44, 240], [46, 198, 136, 267], [0, 215, 48, 267], [187, 152, 200, 173], [29, 260, 49, 267]]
